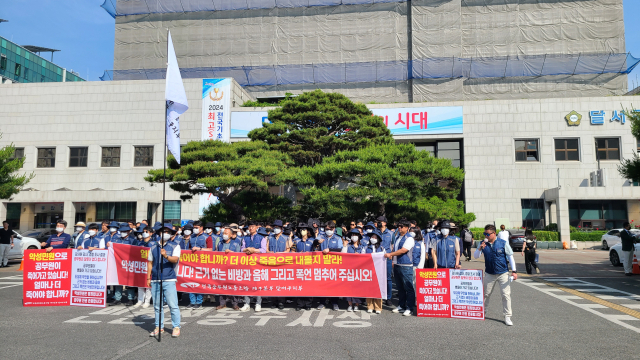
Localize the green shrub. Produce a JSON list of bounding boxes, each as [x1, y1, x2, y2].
[[570, 231, 606, 242], [545, 223, 558, 231], [532, 231, 559, 241]]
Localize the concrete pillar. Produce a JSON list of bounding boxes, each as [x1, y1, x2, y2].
[[627, 200, 640, 228], [63, 201, 75, 235], [136, 201, 148, 224], [556, 197, 571, 246], [549, 202, 557, 224], [21, 203, 35, 231], [0, 202, 6, 225], [85, 202, 97, 223]]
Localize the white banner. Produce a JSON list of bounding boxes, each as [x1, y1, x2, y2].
[[202, 78, 232, 142], [70, 249, 108, 308], [200, 78, 232, 214]]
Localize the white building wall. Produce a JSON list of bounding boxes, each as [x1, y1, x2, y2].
[[1, 79, 639, 240]]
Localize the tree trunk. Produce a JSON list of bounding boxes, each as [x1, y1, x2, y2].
[[217, 193, 246, 223]]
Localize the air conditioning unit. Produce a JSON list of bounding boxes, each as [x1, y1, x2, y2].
[[590, 169, 607, 187]]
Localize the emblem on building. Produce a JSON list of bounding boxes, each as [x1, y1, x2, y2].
[[565, 111, 582, 126]]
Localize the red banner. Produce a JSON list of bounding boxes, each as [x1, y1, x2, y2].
[[23, 250, 73, 307], [107, 244, 149, 288], [416, 269, 485, 320], [106, 244, 387, 298]]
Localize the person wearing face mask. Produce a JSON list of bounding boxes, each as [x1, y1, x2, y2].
[[435, 220, 461, 270], [384, 220, 415, 317], [204, 222, 221, 251], [240, 221, 267, 312], [375, 215, 394, 307], [135, 224, 155, 308], [108, 224, 136, 306], [147, 223, 182, 338], [295, 223, 316, 310], [103, 221, 121, 247], [180, 221, 208, 309], [41, 220, 71, 252], [409, 227, 426, 290], [342, 228, 365, 311], [72, 222, 86, 248], [364, 230, 385, 314], [316, 221, 342, 311], [424, 220, 440, 268], [361, 222, 376, 247], [76, 223, 105, 250], [216, 227, 242, 310]]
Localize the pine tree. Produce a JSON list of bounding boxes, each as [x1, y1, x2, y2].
[[618, 108, 640, 181], [0, 135, 34, 199]]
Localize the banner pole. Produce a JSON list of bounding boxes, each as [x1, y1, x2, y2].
[[157, 28, 169, 343]]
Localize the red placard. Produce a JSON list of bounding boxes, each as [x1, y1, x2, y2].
[[23, 250, 73, 307], [416, 269, 451, 318]]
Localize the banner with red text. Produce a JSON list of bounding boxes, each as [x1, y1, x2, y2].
[[23, 250, 73, 307], [107, 244, 149, 287], [106, 243, 387, 298], [416, 269, 484, 320]]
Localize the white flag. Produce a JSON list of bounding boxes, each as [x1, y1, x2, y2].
[[165, 30, 188, 164]]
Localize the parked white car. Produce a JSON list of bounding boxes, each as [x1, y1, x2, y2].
[[7, 230, 41, 260], [601, 229, 640, 250], [609, 242, 640, 267]]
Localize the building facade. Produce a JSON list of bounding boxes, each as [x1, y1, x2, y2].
[[0, 36, 85, 84], [103, 0, 634, 103], [1, 78, 639, 243]]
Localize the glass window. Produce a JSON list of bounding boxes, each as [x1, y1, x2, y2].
[[163, 200, 181, 225], [515, 139, 539, 162], [555, 139, 580, 161], [134, 146, 154, 167], [521, 199, 545, 229], [595, 138, 620, 160], [37, 148, 56, 168], [101, 147, 120, 167], [14, 63, 21, 77], [0, 55, 6, 70], [69, 147, 88, 167], [95, 202, 137, 222], [6, 203, 21, 230], [10, 147, 25, 168]]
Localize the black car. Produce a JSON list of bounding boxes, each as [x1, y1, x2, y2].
[[507, 230, 535, 252]]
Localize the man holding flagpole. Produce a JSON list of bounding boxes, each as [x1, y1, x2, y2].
[[150, 29, 189, 340]]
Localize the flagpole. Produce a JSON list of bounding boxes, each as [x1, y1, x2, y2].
[[157, 28, 169, 343]]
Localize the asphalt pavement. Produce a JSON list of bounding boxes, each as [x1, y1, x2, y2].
[[0, 249, 639, 359]]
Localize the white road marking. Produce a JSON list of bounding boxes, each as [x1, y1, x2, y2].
[[519, 279, 640, 334], [65, 316, 101, 324], [0, 284, 21, 290]]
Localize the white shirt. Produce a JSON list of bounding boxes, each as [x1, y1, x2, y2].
[[147, 243, 181, 282], [393, 235, 415, 266]]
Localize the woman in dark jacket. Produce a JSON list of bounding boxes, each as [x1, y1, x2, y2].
[[521, 229, 540, 274]]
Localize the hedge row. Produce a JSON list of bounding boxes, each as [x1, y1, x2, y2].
[[570, 231, 606, 242], [468, 229, 604, 241]]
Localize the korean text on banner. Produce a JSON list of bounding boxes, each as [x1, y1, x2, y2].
[[371, 107, 463, 135], [449, 269, 484, 320], [106, 244, 387, 298], [202, 78, 231, 142], [199, 78, 231, 214], [165, 30, 189, 164], [106, 244, 149, 288], [416, 269, 484, 320], [70, 249, 109, 307], [23, 250, 73, 307]]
